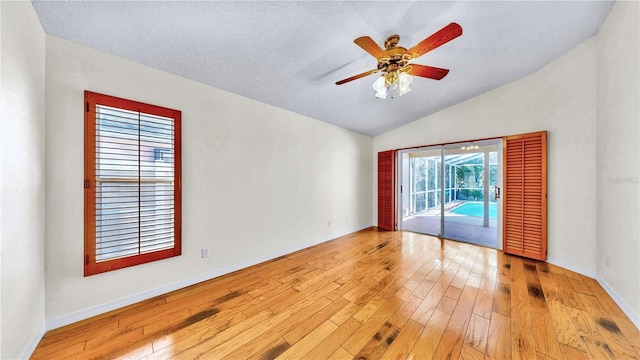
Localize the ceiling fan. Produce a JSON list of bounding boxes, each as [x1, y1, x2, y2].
[[336, 22, 463, 99]]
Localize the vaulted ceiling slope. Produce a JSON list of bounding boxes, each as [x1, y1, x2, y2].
[[32, 1, 614, 136]]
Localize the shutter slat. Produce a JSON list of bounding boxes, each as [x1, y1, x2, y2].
[[98, 219, 174, 234], [97, 240, 139, 250]]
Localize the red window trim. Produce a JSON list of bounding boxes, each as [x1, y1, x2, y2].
[[84, 91, 182, 276]]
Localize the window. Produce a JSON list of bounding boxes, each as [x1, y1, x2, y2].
[[84, 91, 182, 276]]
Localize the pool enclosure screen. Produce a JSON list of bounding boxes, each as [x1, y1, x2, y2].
[[406, 151, 498, 214]]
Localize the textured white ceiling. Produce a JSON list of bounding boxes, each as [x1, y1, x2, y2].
[[32, 1, 614, 136]]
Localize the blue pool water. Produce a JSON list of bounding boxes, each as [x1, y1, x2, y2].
[[450, 202, 497, 218]]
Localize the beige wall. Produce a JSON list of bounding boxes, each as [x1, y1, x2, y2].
[[0, 1, 47, 358], [596, 0, 640, 321], [44, 35, 373, 325]]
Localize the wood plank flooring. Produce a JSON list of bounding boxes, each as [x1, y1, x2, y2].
[[31, 228, 640, 359]]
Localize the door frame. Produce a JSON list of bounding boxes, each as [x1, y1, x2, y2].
[[396, 138, 503, 249]]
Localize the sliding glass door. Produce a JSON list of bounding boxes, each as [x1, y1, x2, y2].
[[400, 147, 442, 237], [442, 143, 501, 247], [398, 140, 502, 249]]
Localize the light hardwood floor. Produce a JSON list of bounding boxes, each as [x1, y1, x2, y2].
[[32, 228, 640, 359]]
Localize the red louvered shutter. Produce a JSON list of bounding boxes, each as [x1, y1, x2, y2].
[[378, 150, 396, 231], [503, 131, 547, 260]]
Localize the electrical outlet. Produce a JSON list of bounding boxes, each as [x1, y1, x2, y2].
[[201, 248, 209, 258], [328, 220, 332, 227], [605, 255, 610, 268]]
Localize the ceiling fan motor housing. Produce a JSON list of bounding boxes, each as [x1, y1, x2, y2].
[[377, 45, 411, 71]]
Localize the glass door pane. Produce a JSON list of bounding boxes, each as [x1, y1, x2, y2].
[[399, 147, 442, 237], [442, 142, 500, 248]]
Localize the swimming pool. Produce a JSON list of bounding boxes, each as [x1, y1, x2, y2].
[[450, 202, 497, 218]]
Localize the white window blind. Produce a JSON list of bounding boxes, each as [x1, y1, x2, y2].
[[94, 104, 176, 262]]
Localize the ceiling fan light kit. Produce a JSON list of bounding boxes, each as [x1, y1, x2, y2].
[[372, 70, 413, 99], [336, 22, 463, 100]]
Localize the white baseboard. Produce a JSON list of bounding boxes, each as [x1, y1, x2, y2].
[[547, 257, 639, 331], [46, 224, 373, 331], [546, 257, 596, 278], [19, 322, 46, 360], [596, 275, 640, 330]]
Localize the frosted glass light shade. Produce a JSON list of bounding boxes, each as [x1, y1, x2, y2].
[[398, 72, 413, 96], [372, 76, 387, 99]]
